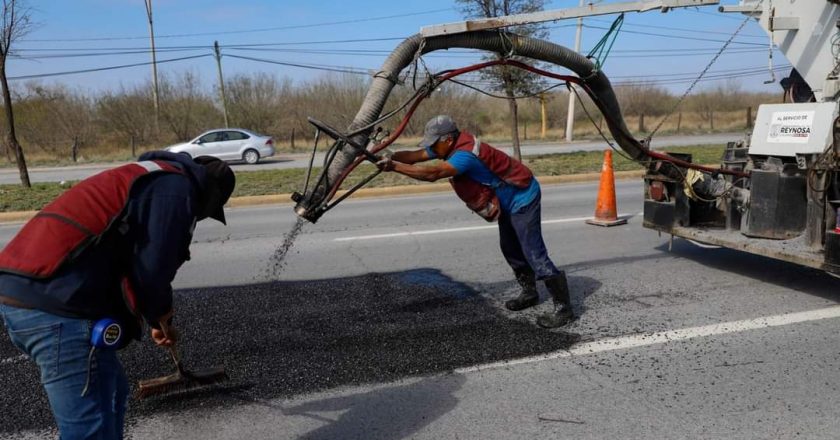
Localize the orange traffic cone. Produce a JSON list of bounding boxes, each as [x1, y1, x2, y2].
[[586, 150, 627, 227]]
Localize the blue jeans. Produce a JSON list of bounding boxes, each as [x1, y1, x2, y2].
[[498, 194, 561, 280], [0, 305, 128, 440]]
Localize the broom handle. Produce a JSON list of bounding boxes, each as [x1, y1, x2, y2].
[[167, 345, 186, 375]]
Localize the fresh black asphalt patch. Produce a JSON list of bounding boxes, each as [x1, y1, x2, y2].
[[0, 268, 579, 434]]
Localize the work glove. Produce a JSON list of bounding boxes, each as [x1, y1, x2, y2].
[[376, 157, 395, 172]]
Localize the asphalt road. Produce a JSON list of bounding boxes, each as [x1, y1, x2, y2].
[[0, 132, 740, 185], [2, 180, 840, 439]]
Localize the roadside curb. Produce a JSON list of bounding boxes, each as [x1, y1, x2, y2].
[[1, 170, 645, 224], [0, 210, 39, 224]]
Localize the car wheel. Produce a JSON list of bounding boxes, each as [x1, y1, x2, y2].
[[243, 149, 260, 164]]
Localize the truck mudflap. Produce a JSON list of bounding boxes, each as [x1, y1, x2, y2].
[[669, 226, 840, 275]]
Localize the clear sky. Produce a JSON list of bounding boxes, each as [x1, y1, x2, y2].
[[8, 0, 785, 95]]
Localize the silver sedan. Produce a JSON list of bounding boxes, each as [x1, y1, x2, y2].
[[165, 128, 275, 164]]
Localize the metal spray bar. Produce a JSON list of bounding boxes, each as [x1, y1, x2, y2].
[[421, 0, 720, 37]]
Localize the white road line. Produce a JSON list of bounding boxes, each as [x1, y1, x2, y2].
[[334, 213, 637, 242], [0, 355, 26, 366], [456, 305, 840, 374]]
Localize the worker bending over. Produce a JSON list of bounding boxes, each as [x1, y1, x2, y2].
[[0, 151, 235, 440], [377, 115, 576, 329]]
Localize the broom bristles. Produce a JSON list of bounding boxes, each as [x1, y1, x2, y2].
[[136, 367, 228, 400]]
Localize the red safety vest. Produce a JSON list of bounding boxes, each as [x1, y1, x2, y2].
[[448, 132, 533, 221], [0, 160, 183, 320]]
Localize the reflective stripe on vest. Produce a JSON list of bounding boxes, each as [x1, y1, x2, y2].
[[0, 160, 183, 279], [136, 161, 163, 172]]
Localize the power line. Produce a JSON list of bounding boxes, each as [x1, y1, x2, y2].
[[583, 24, 768, 46], [613, 65, 791, 82], [687, 9, 751, 22], [604, 48, 770, 59], [13, 11, 765, 52], [7, 46, 785, 83], [8, 54, 210, 81], [607, 64, 790, 79], [207, 37, 411, 48], [223, 53, 370, 76], [20, 8, 453, 42], [586, 17, 766, 39], [5, 15, 784, 82], [223, 45, 767, 55], [454, 63, 790, 83], [10, 48, 205, 60], [600, 46, 763, 54], [5, 48, 790, 89], [13, 20, 777, 54], [224, 51, 791, 82], [619, 67, 790, 86], [221, 45, 770, 60], [14, 41, 772, 54], [451, 61, 791, 85], [16, 37, 408, 53], [15, 45, 212, 52]]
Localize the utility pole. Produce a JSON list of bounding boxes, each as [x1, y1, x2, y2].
[[214, 41, 229, 128], [565, 0, 584, 143], [144, 0, 160, 134], [539, 93, 547, 139]]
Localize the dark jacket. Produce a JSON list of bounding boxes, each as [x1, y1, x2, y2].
[[0, 151, 205, 332]]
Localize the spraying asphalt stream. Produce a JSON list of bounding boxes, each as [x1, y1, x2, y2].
[[263, 218, 306, 280]]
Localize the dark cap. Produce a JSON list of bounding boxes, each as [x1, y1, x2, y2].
[[193, 156, 235, 225], [418, 115, 459, 148]]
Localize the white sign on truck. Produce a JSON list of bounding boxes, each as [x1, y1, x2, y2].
[[767, 111, 814, 144], [749, 103, 837, 157]]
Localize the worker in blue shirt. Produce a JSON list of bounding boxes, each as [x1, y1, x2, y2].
[[0, 151, 235, 440], [377, 115, 576, 330]]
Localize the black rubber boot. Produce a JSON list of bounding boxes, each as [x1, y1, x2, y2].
[[537, 272, 577, 328], [505, 268, 539, 311]]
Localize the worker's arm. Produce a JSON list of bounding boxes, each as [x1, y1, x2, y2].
[[127, 176, 196, 344], [379, 159, 459, 182], [390, 148, 431, 164]]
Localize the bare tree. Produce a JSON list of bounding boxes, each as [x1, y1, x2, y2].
[[691, 83, 732, 131], [97, 84, 155, 146], [225, 72, 290, 135], [0, 0, 32, 187], [16, 83, 96, 155], [159, 71, 220, 141], [291, 73, 367, 136], [615, 81, 673, 133], [455, 0, 547, 160], [390, 79, 483, 137]]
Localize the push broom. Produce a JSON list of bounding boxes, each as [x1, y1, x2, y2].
[[136, 345, 228, 399]]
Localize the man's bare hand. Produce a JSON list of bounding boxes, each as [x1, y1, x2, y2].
[[376, 157, 395, 172], [150, 314, 178, 347]]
